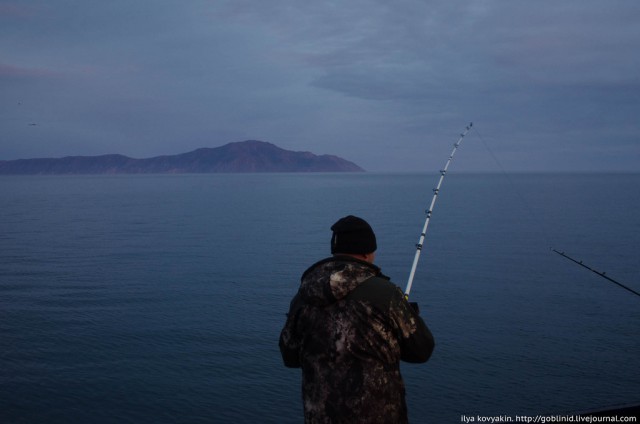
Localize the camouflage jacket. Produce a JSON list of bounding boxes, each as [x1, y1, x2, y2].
[[279, 256, 434, 424]]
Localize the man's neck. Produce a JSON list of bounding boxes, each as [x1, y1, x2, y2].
[[333, 253, 375, 263]]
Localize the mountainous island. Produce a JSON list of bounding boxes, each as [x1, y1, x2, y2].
[[0, 140, 364, 174]]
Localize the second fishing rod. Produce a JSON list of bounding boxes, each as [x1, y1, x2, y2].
[[405, 122, 473, 299]]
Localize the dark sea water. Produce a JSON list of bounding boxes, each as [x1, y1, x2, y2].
[[1, 173, 639, 423]]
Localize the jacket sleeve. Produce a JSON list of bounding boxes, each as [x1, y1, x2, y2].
[[278, 294, 303, 368], [391, 288, 435, 363]]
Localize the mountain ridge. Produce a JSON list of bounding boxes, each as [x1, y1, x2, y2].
[[0, 140, 364, 174]]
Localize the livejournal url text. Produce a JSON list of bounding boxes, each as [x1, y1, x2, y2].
[[460, 414, 637, 423]]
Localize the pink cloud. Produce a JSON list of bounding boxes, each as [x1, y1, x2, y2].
[[0, 62, 60, 78], [0, 2, 37, 18]]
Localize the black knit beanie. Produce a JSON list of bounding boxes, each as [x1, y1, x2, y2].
[[330, 215, 377, 254]]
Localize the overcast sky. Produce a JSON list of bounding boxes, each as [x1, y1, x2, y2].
[[1, 0, 639, 172]]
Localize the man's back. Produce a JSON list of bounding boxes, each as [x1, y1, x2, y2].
[[279, 256, 434, 423]]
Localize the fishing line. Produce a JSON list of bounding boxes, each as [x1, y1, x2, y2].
[[473, 128, 639, 299], [404, 122, 472, 298], [472, 128, 556, 247]]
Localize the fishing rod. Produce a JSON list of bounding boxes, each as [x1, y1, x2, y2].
[[405, 122, 473, 298], [551, 248, 640, 298]]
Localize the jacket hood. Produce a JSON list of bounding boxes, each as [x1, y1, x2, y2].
[[298, 256, 381, 307]]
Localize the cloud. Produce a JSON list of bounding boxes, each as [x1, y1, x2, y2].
[[0, 0, 638, 171], [0, 2, 37, 18], [0, 62, 60, 78]]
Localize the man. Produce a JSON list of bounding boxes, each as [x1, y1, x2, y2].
[[279, 215, 435, 423]]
